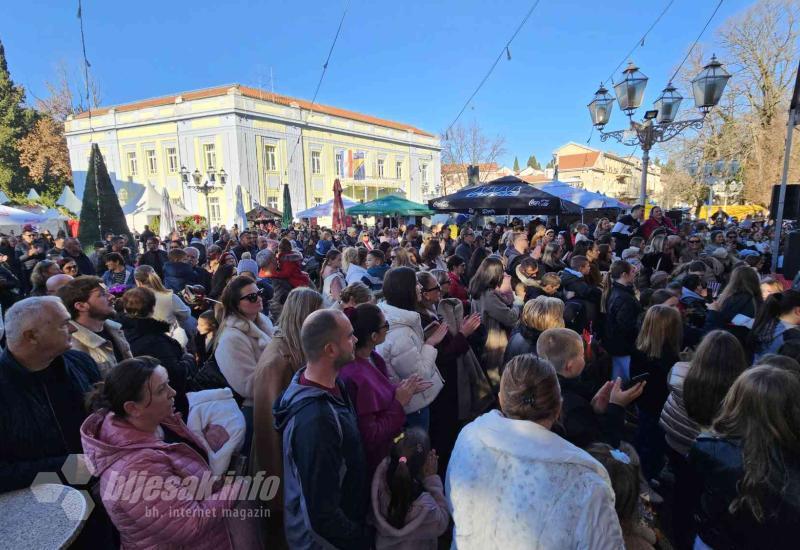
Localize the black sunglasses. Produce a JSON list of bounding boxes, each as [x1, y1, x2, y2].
[[422, 285, 441, 293], [239, 289, 264, 303]]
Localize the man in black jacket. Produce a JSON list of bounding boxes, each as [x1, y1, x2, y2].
[[537, 328, 643, 449], [274, 309, 371, 550], [560, 255, 602, 330], [0, 296, 114, 547], [611, 204, 644, 256], [138, 237, 169, 279], [62, 238, 97, 277]]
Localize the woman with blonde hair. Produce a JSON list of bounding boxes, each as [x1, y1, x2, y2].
[[503, 297, 564, 363], [133, 264, 193, 347], [688, 366, 800, 548], [448, 354, 623, 549], [469, 256, 520, 384], [250, 287, 322, 545], [391, 247, 416, 270], [630, 304, 683, 479]]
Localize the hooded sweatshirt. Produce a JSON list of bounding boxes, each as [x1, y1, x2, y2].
[[370, 457, 450, 550], [80, 410, 238, 549], [273, 368, 371, 550]]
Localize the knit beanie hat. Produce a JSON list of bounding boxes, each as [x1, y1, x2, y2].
[[237, 258, 259, 277]]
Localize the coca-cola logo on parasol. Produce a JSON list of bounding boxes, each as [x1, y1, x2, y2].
[[465, 186, 522, 198], [528, 199, 551, 207], [433, 200, 450, 208]]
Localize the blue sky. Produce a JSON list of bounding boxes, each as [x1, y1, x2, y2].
[[2, 0, 755, 167]]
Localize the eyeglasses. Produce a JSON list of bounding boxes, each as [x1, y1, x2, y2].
[[239, 289, 264, 303], [422, 285, 441, 293], [64, 264, 78, 271], [689, 240, 701, 244]]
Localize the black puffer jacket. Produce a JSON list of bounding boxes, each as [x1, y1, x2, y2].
[[603, 282, 642, 356], [503, 324, 542, 364], [688, 435, 800, 549], [119, 315, 193, 416]]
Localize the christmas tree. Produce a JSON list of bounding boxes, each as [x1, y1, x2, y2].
[[78, 143, 133, 246]]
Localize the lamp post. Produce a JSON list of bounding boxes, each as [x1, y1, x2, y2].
[[688, 160, 741, 219], [589, 55, 731, 206], [180, 165, 227, 235]]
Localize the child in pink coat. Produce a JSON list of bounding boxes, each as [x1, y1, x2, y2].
[[371, 428, 450, 549]]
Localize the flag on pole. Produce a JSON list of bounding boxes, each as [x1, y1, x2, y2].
[[353, 152, 366, 181]]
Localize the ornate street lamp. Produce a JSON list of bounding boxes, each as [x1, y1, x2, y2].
[[613, 61, 649, 116], [180, 165, 228, 234], [588, 56, 731, 206], [588, 83, 615, 129]]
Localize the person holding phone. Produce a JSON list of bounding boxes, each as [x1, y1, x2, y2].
[[537, 328, 644, 449], [630, 305, 683, 481]]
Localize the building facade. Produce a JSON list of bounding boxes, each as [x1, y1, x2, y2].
[[553, 142, 662, 204], [64, 84, 441, 229]]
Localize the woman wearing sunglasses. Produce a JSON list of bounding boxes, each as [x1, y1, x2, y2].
[[215, 275, 275, 453]]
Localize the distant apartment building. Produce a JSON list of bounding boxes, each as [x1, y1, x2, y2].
[[64, 84, 440, 228], [554, 142, 662, 204]]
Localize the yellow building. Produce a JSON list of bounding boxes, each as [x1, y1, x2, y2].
[[553, 142, 662, 204], [64, 84, 440, 228]]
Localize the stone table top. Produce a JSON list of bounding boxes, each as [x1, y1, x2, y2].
[[0, 484, 87, 549]]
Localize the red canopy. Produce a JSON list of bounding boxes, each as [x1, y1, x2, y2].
[[331, 178, 347, 231]]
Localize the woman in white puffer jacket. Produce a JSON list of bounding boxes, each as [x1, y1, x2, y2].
[[377, 267, 448, 431]]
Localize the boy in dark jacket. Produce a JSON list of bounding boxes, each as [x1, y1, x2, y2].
[[537, 328, 643, 449], [162, 248, 198, 293], [273, 310, 371, 550]]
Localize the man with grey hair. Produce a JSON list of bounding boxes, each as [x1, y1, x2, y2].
[[0, 297, 100, 490], [274, 309, 370, 549], [184, 246, 211, 292]]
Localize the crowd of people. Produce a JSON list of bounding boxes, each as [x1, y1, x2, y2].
[[1, 205, 799, 549]]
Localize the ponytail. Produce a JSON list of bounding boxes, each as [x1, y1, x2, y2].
[[86, 356, 160, 417], [601, 260, 632, 314], [385, 428, 430, 529]]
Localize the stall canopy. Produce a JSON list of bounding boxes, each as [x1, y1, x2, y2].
[[0, 204, 51, 225], [296, 196, 358, 218], [429, 175, 581, 215], [56, 186, 82, 214], [537, 181, 630, 210], [347, 195, 433, 217], [0, 190, 10, 205], [247, 204, 282, 221]]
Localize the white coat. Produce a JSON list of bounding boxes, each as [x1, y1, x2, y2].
[[376, 302, 442, 414], [186, 388, 246, 475], [446, 410, 624, 550], [214, 313, 274, 406]]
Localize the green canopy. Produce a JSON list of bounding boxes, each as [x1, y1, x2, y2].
[[281, 184, 293, 227], [346, 194, 433, 216]]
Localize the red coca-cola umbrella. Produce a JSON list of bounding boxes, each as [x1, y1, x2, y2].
[[331, 178, 347, 231]]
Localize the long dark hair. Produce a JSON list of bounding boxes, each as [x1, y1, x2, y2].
[[717, 265, 763, 314], [601, 260, 633, 314], [87, 356, 161, 416], [218, 275, 257, 322], [683, 330, 748, 426], [749, 290, 800, 348], [383, 267, 418, 311], [468, 256, 505, 297], [466, 247, 489, 281], [386, 428, 430, 528], [712, 366, 800, 521]]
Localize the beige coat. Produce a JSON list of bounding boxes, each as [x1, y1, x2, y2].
[[214, 313, 274, 406], [69, 319, 132, 376], [250, 335, 299, 503]]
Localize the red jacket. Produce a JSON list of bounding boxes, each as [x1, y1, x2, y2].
[[641, 216, 677, 240], [447, 271, 469, 307], [265, 251, 312, 288]]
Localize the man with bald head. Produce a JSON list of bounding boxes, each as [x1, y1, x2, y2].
[[46, 273, 73, 295], [274, 309, 371, 549]]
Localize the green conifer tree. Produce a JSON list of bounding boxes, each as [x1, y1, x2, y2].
[[513, 156, 520, 172], [79, 144, 133, 246]]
